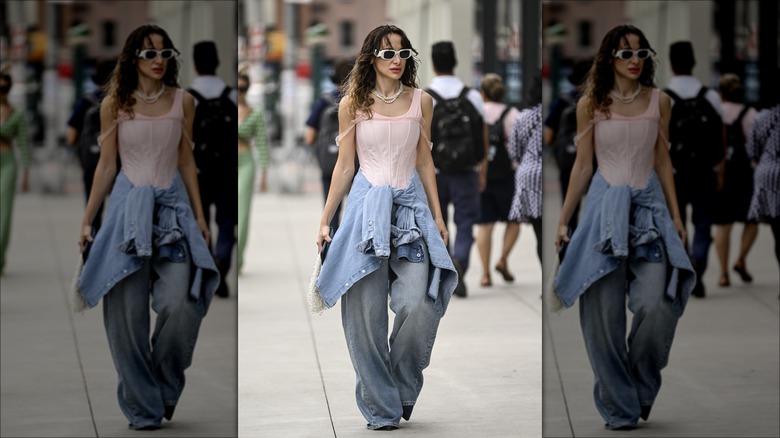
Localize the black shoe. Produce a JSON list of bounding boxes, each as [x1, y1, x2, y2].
[[374, 425, 398, 431], [640, 405, 652, 421], [452, 259, 467, 298], [402, 405, 414, 421], [134, 424, 161, 431], [691, 279, 705, 298], [164, 404, 176, 421], [215, 280, 229, 298]]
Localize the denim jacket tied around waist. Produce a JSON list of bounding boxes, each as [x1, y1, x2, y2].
[[77, 171, 219, 315], [315, 171, 458, 313], [554, 171, 696, 315]]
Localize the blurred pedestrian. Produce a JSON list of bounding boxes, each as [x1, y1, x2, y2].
[[0, 72, 30, 276], [67, 59, 117, 231], [508, 74, 542, 265], [664, 41, 725, 298], [553, 25, 695, 430], [425, 40, 489, 298], [304, 57, 355, 231], [188, 41, 238, 298], [714, 73, 759, 287], [746, 95, 780, 276], [544, 59, 591, 231], [475, 73, 519, 286], [313, 24, 457, 430], [75, 25, 218, 430], [237, 73, 267, 274]]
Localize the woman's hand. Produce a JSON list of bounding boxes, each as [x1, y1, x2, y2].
[[316, 224, 332, 254], [673, 216, 687, 246], [78, 225, 93, 253], [435, 216, 449, 246], [259, 171, 268, 193], [197, 216, 210, 245], [554, 224, 570, 254], [21, 170, 30, 193]]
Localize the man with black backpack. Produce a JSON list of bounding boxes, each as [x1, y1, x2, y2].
[[67, 59, 116, 231], [544, 59, 591, 232], [189, 41, 238, 298], [665, 41, 725, 298], [304, 58, 355, 231], [426, 41, 489, 298]]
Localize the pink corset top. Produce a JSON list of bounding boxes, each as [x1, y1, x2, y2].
[[99, 88, 187, 189], [336, 88, 431, 189], [578, 88, 667, 189]]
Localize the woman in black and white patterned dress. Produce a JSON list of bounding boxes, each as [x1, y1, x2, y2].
[[508, 101, 543, 264], [746, 102, 780, 269]]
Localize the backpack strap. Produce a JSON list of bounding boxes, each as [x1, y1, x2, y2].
[[425, 88, 444, 103], [188, 88, 205, 103], [695, 86, 708, 100], [219, 86, 232, 100], [735, 105, 751, 124], [458, 86, 471, 100], [664, 88, 682, 103], [497, 106, 513, 124]]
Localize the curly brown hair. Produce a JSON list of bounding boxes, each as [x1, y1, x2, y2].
[[344, 25, 419, 119], [106, 25, 180, 118], [582, 24, 656, 119]]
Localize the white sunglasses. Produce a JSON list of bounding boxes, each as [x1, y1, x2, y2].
[[136, 48, 179, 60], [612, 49, 654, 60], [374, 49, 413, 60]]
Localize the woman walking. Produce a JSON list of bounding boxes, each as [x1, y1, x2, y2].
[[714, 73, 759, 286], [76, 25, 219, 430], [553, 25, 695, 430], [237, 73, 267, 274], [0, 73, 30, 276], [746, 95, 780, 276], [508, 74, 543, 265], [475, 73, 520, 286], [313, 24, 457, 430]]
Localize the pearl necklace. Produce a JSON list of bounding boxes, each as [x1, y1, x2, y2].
[[611, 84, 641, 104], [135, 84, 166, 104], [372, 83, 403, 104]]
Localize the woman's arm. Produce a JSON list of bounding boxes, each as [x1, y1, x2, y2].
[[554, 96, 595, 251], [177, 91, 210, 244], [316, 96, 358, 252], [79, 97, 119, 251], [416, 91, 448, 243], [654, 91, 686, 243]]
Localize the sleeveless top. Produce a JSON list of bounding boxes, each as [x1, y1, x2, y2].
[[576, 88, 667, 189], [99, 88, 189, 189], [336, 88, 432, 189]]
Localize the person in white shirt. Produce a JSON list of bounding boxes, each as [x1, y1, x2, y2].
[[665, 41, 725, 298], [426, 41, 489, 298], [189, 41, 238, 298]]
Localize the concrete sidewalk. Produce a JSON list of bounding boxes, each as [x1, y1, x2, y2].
[[1, 180, 237, 437], [238, 161, 543, 437], [541, 156, 780, 438]]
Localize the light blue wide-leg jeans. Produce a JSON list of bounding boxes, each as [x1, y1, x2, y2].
[[102, 241, 204, 430], [579, 245, 680, 430], [341, 242, 443, 430]]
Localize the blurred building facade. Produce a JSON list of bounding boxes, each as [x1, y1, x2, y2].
[[542, 0, 778, 108], [0, 0, 236, 147]]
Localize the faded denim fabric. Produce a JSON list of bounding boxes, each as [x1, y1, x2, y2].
[[77, 171, 219, 314], [579, 243, 681, 429], [554, 171, 696, 313], [316, 171, 458, 312], [102, 242, 204, 430], [341, 241, 442, 430]]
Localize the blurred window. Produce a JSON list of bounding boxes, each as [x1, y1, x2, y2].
[[102, 21, 115, 48], [578, 20, 591, 48], [340, 20, 353, 49]]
